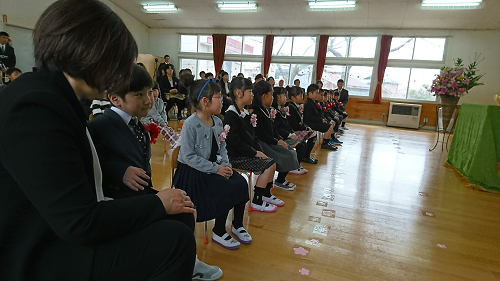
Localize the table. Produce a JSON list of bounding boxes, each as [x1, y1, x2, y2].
[[447, 104, 500, 192]]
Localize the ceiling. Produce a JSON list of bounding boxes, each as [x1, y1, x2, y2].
[[108, 0, 500, 30]]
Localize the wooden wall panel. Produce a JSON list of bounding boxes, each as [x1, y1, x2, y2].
[[345, 98, 438, 127]]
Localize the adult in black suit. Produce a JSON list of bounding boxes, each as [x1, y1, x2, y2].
[[156, 54, 176, 79], [219, 71, 232, 114], [0, 31, 16, 69], [334, 79, 349, 111], [334, 79, 349, 129], [0, 1, 195, 280], [0, 31, 16, 85]]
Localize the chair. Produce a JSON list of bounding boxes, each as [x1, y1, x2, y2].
[[233, 169, 253, 212]]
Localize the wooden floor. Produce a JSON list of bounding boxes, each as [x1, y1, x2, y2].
[[151, 122, 500, 281]]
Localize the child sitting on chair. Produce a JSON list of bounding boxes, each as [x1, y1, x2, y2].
[[141, 81, 180, 149], [172, 75, 252, 250], [251, 80, 300, 191], [224, 77, 281, 212]]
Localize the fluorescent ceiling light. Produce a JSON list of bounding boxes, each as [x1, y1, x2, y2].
[[142, 4, 178, 13], [217, 2, 258, 12], [308, 0, 356, 11], [421, 0, 483, 9]]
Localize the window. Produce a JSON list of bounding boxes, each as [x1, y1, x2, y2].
[[180, 35, 197, 53], [198, 35, 213, 53], [385, 37, 445, 101], [346, 66, 373, 96], [389, 37, 446, 61], [225, 36, 243, 55], [241, 62, 262, 79], [243, 36, 263, 55], [382, 67, 438, 101], [272, 37, 316, 57], [413, 38, 445, 61], [272, 37, 293, 56], [180, 59, 215, 78], [321, 65, 347, 89], [268, 63, 312, 86], [180, 35, 213, 53], [326, 37, 349, 58], [225, 36, 263, 55], [349, 37, 377, 58], [292, 37, 316, 57]]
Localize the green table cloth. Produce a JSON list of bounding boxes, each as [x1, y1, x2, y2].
[[447, 104, 500, 192]]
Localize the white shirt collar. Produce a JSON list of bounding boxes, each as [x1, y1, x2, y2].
[[111, 106, 133, 125], [226, 104, 249, 118]]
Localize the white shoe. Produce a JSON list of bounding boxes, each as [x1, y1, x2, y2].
[[262, 195, 285, 207], [212, 232, 240, 250], [231, 226, 252, 244], [250, 201, 278, 212], [289, 168, 306, 175], [299, 166, 308, 173], [193, 258, 223, 280]]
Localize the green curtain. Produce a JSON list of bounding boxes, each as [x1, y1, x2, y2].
[[447, 104, 500, 192]]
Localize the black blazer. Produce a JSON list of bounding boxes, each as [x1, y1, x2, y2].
[[224, 109, 261, 158], [273, 107, 295, 139], [285, 101, 308, 131], [253, 106, 282, 145], [303, 98, 325, 127], [158, 75, 179, 102], [219, 81, 232, 114], [88, 109, 155, 199], [0, 44, 16, 68], [0, 70, 167, 281]]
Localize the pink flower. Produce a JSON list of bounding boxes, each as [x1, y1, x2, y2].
[[442, 79, 448, 84], [219, 124, 230, 142], [250, 114, 257, 127], [270, 108, 277, 119], [451, 82, 457, 88], [283, 106, 290, 116], [440, 88, 447, 94]]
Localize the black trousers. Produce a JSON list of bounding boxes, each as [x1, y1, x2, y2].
[[91, 213, 196, 281], [165, 98, 186, 119]]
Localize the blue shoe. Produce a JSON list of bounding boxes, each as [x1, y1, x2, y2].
[[329, 139, 343, 145]]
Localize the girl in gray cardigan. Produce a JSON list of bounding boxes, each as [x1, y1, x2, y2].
[[172, 76, 251, 250]]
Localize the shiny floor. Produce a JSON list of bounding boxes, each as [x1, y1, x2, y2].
[[151, 123, 500, 281]]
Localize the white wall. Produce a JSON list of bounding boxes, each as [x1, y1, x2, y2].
[[149, 28, 500, 105], [0, 0, 150, 72]]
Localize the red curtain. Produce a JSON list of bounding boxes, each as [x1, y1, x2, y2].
[[316, 35, 329, 82], [372, 35, 393, 104], [212, 34, 227, 74], [263, 35, 274, 77]]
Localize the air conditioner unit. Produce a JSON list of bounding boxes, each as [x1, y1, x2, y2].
[[387, 102, 422, 129]]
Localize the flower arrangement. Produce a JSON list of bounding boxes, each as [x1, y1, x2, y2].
[[270, 108, 277, 120], [219, 124, 230, 142], [430, 55, 485, 97], [283, 106, 290, 116], [250, 114, 257, 127], [144, 123, 161, 144]]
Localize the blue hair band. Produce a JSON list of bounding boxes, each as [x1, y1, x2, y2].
[[197, 78, 216, 101]]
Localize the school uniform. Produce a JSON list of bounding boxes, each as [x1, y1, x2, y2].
[[224, 105, 275, 174], [88, 107, 155, 199], [303, 98, 331, 133], [172, 113, 249, 222], [253, 106, 300, 173]]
